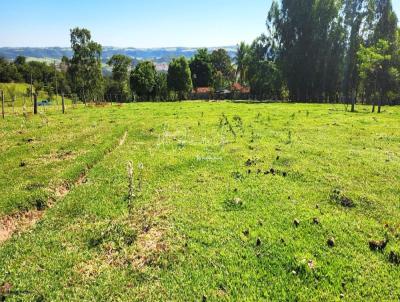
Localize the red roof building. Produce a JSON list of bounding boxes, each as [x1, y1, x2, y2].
[[193, 87, 212, 94], [232, 83, 250, 93]]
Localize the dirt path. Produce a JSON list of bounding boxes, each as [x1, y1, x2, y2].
[[0, 131, 128, 244]]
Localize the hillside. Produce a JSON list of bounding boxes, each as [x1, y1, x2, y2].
[[0, 46, 237, 64], [0, 83, 73, 107]]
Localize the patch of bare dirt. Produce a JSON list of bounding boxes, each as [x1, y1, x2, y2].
[[0, 210, 44, 243], [0, 282, 12, 299], [53, 183, 70, 199], [119, 131, 128, 146], [131, 223, 169, 270]]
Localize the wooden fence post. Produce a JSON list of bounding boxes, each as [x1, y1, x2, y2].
[[1, 90, 4, 119], [62, 93, 65, 114], [34, 93, 38, 115]]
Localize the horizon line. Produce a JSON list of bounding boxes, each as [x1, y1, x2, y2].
[[0, 44, 240, 49]]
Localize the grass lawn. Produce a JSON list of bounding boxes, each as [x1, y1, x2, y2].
[[0, 102, 399, 301], [0, 83, 75, 111]]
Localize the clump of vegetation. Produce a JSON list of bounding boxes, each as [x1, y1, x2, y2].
[[369, 238, 389, 252], [289, 258, 316, 277], [327, 237, 336, 248], [231, 171, 244, 181], [286, 130, 292, 144], [330, 189, 355, 208], [245, 158, 258, 167], [224, 197, 245, 211], [232, 115, 244, 133], [389, 250, 400, 265], [219, 114, 237, 139], [87, 221, 137, 250], [24, 183, 44, 191]]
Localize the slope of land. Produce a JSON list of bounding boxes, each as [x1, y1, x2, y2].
[[0, 102, 399, 301]]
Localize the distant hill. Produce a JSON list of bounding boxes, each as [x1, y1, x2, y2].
[[0, 46, 237, 67]]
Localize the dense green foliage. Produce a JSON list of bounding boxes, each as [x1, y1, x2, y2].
[[106, 54, 132, 102], [235, 42, 250, 85], [67, 28, 103, 103], [267, 0, 345, 101], [0, 57, 70, 98], [210, 48, 235, 89], [189, 48, 213, 88], [167, 57, 193, 99], [188, 48, 237, 91], [0, 103, 399, 300], [245, 35, 284, 100], [358, 39, 399, 112], [257, 0, 400, 107], [130, 61, 157, 101], [0, 57, 21, 83], [154, 72, 169, 101]]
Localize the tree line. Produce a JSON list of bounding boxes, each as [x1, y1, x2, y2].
[[0, 28, 237, 102], [0, 0, 399, 112], [255, 0, 400, 112]]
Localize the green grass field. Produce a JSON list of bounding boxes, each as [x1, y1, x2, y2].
[[0, 102, 399, 301], [0, 83, 74, 111]]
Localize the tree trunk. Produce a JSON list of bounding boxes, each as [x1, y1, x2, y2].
[[372, 95, 375, 113], [378, 92, 382, 114]]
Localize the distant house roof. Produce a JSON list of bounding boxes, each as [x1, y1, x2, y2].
[[193, 87, 212, 94], [232, 83, 250, 93]]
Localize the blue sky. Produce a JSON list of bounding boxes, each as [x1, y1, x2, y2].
[[0, 0, 399, 48], [0, 0, 270, 48]]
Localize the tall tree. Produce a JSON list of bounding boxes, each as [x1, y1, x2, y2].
[[189, 48, 213, 88], [108, 55, 132, 82], [342, 0, 372, 111], [210, 49, 235, 87], [14, 56, 26, 66], [358, 39, 396, 113], [130, 61, 157, 101], [235, 42, 250, 85], [155, 72, 169, 101], [68, 27, 103, 103], [268, 0, 345, 102], [247, 35, 283, 100], [373, 0, 398, 44], [357, 0, 399, 112], [167, 57, 193, 100], [107, 54, 132, 101]]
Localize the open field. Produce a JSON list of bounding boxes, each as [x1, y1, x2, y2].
[[0, 83, 74, 110], [0, 102, 399, 301]]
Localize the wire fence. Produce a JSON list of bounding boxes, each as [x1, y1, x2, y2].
[[0, 90, 133, 118], [2, 88, 394, 119]]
